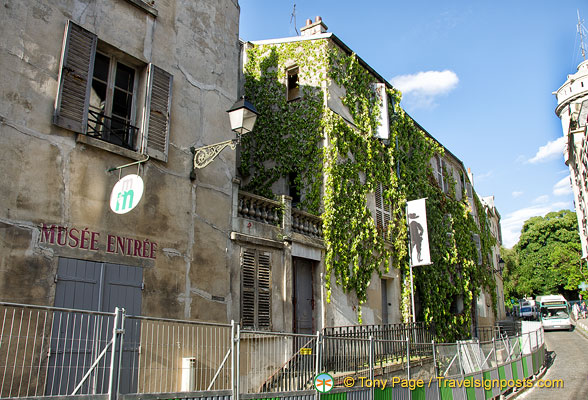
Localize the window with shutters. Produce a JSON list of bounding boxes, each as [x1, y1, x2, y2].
[[241, 248, 272, 330], [374, 183, 392, 239], [53, 20, 172, 161]]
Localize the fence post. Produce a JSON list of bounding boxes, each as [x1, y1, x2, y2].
[[456, 342, 466, 399], [314, 330, 321, 378], [235, 324, 241, 400], [493, 337, 498, 367], [432, 340, 440, 400], [107, 307, 121, 400], [369, 336, 374, 400], [432, 340, 437, 376], [369, 336, 374, 381], [406, 334, 410, 379], [115, 308, 126, 399], [406, 334, 411, 400], [230, 320, 235, 400]]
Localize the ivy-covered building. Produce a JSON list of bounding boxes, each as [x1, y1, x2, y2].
[[233, 17, 504, 340]]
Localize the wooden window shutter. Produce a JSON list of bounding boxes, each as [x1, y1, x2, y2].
[[442, 161, 449, 193], [143, 64, 172, 162], [375, 183, 391, 238], [240, 248, 271, 330], [241, 249, 257, 329], [53, 21, 97, 133], [472, 234, 482, 265], [383, 205, 391, 239], [375, 183, 384, 233], [257, 252, 271, 329]]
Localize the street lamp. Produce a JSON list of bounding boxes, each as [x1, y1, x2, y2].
[[190, 97, 258, 175], [495, 258, 505, 275]]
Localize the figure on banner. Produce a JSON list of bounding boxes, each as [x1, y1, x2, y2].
[[408, 213, 424, 262]]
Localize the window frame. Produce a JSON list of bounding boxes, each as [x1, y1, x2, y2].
[[286, 66, 300, 102], [53, 20, 173, 162], [375, 183, 392, 239], [88, 50, 141, 149]]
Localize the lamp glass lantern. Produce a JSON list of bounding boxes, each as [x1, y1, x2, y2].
[[497, 258, 505, 274], [227, 98, 258, 136], [191, 97, 258, 173]]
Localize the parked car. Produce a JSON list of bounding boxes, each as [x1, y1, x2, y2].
[[519, 299, 537, 320]]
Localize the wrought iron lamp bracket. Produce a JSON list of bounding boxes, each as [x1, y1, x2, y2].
[[190, 136, 241, 179]]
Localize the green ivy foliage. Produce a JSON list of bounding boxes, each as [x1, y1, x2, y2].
[[241, 43, 326, 213], [242, 39, 497, 341]]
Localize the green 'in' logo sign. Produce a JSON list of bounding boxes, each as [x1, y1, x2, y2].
[[109, 174, 144, 214], [116, 189, 134, 211]]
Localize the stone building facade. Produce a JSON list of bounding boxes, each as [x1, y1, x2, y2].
[[0, 0, 242, 323], [234, 17, 505, 337]]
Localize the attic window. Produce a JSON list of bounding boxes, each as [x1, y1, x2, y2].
[[287, 67, 300, 101]]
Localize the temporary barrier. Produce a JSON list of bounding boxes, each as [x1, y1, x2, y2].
[[0, 302, 544, 400]]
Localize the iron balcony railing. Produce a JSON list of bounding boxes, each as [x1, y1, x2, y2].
[[87, 108, 138, 150]]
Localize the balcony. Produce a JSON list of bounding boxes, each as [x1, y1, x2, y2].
[[232, 181, 323, 246]]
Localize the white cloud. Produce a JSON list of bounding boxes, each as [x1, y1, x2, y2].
[[501, 201, 570, 248], [553, 176, 573, 196], [512, 191, 524, 198], [528, 136, 565, 164], [476, 170, 493, 182], [533, 195, 549, 204], [390, 70, 458, 109]]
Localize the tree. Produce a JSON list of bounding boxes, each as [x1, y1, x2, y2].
[[503, 210, 584, 300]]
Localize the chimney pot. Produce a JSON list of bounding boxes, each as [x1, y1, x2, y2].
[[300, 16, 328, 36]]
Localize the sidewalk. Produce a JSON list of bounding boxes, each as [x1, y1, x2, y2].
[[572, 316, 588, 336], [571, 315, 588, 339]]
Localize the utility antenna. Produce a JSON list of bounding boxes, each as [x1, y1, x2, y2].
[[290, 3, 299, 35], [578, 9, 586, 60]]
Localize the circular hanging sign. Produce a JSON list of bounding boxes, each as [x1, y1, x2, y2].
[[110, 174, 144, 214]]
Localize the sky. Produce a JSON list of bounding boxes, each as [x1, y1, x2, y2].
[[238, 1, 587, 248]]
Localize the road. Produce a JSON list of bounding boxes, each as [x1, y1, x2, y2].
[[519, 327, 588, 399]]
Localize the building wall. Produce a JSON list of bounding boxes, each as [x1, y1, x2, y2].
[[555, 60, 588, 259], [0, 0, 241, 322], [481, 196, 506, 323]]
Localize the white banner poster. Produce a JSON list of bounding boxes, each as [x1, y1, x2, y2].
[[407, 198, 431, 266]]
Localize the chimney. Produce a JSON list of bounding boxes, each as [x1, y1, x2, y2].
[[300, 16, 328, 36]]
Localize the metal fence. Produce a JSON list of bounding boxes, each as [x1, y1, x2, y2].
[[0, 303, 233, 399], [0, 302, 545, 400], [238, 330, 317, 393], [0, 302, 118, 398]]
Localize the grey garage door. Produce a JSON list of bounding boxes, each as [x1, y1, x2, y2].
[[46, 258, 142, 395]]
